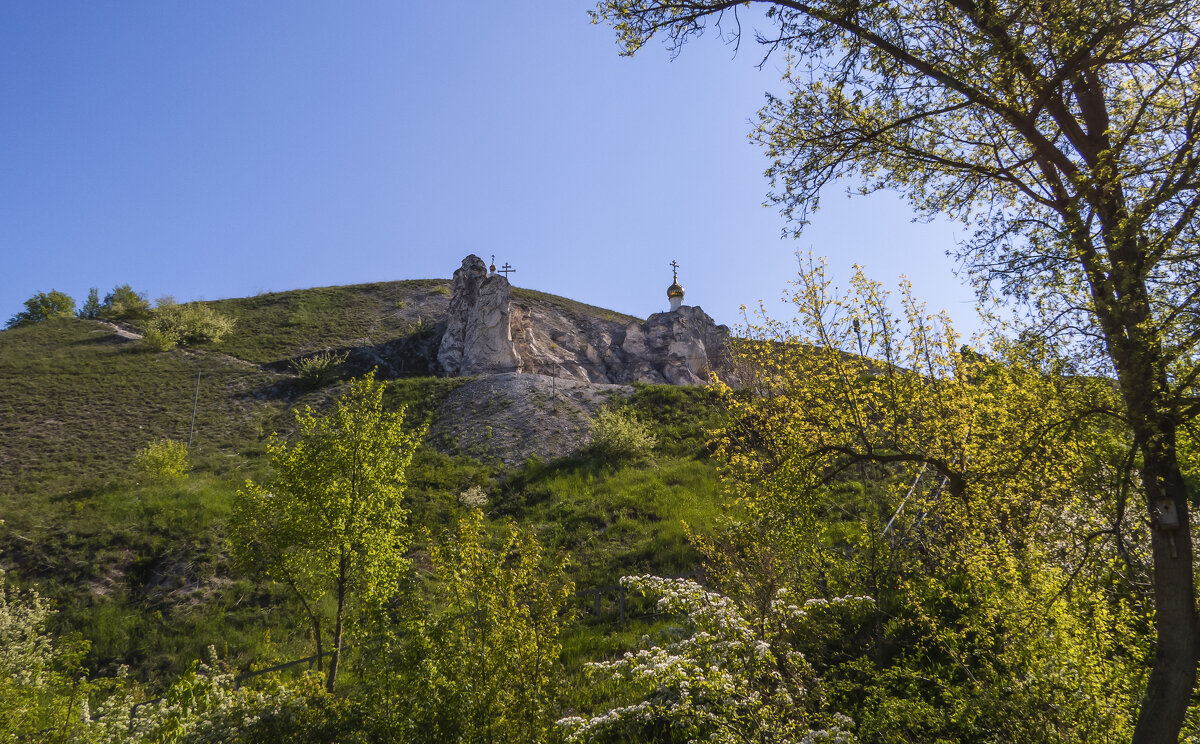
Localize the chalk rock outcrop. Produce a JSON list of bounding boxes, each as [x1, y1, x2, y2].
[[437, 255, 520, 376], [617, 306, 733, 386], [427, 373, 633, 465], [437, 255, 737, 386]]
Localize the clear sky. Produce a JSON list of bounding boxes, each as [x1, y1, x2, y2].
[[0, 1, 976, 333]]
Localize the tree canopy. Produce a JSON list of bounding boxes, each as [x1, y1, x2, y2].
[[6, 290, 76, 328]]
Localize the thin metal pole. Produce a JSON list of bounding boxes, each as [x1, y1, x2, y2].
[[187, 367, 200, 449]]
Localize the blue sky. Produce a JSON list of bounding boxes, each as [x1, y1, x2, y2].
[[0, 1, 975, 332]]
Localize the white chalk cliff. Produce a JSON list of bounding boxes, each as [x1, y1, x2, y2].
[[436, 255, 736, 386]]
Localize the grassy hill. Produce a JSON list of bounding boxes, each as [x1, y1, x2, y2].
[[0, 279, 729, 683]]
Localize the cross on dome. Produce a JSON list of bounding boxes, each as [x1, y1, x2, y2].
[[667, 260, 684, 311]]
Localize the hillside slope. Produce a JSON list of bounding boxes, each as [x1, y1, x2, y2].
[[0, 278, 728, 682]]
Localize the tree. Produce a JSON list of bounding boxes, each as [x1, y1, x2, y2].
[[593, 2, 1200, 740], [78, 288, 101, 320], [230, 372, 423, 693], [100, 284, 150, 320], [6, 290, 75, 328]]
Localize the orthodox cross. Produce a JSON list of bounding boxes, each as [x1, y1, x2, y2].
[[499, 262, 516, 279], [670, 260, 680, 282]]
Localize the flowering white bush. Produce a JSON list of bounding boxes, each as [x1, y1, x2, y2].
[[0, 570, 328, 743], [84, 648, 314, 744], [559, 576, 869, 744], [0, 571, 86, 739]]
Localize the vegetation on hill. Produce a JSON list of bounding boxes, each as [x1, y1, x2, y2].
[[0, 283, 731, 702], [4, 253, 1180, 742], [511, 287, 642, 326], [204, 279, 450, 363], [5, 290, 76, 328]]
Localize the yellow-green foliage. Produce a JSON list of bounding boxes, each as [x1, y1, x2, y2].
[[133, 439, 189, 483], [378, 509, 573, 744], [230, 373, 424, 693], [709, 258, 1145, 743], [588, 406, 657, 462], [6, 290, 75, 328], [0, 571, 90, 740], [100, 284, 151, 321], [143, 301, 235, 351]]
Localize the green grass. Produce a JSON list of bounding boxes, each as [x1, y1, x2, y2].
[[512, 287, 642, 325], [497, 455, 723, 589], [203, 279, 451, 363], [0, 318, 281, 505], [626, 383, 730, 457], [6, 472, 303, 681], [383, 376, 472, 428]]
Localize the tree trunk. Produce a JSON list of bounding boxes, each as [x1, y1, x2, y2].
[[313, 617, 324, 673], [1132, 421, 1198, 744], [327, 554, 349, 694], [1107, 309, 1198, 743], [1087, 225, 1199, 743], [285, 575, 323, 672]]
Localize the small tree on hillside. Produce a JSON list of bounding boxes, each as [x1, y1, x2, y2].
[[5, 291, 75, 329], [100, 284, 150, 321], [230, 373, 423, 693], [78, 288, 101, 320]]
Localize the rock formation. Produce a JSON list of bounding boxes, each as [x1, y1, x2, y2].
[[617, 306, 731, 386], [437, 255, 737, 386], [437, 256, 521, 376]]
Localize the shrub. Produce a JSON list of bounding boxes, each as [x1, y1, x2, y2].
[[133, 439, 189, 482], [406, 315, 436, 339], [143, 301, 235, 351], [141, 326, 177, 351], [100, 284, 151, 320], [6, 290, 75, 328], [457, 485, 489, 508], [291, 349, 349, 391], [588, 406, 657, 462], [372, 510, 573, 744], [558, 576, 863, 743]]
